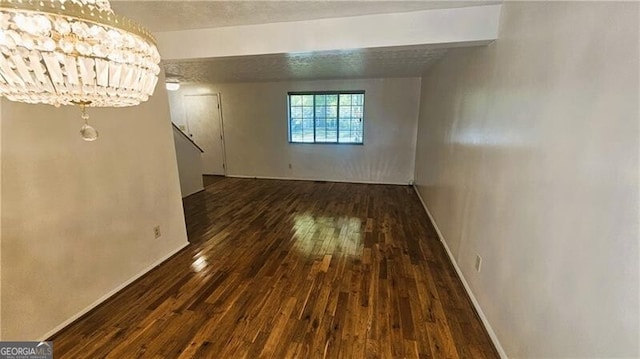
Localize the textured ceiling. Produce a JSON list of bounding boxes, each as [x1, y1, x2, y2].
[[163, 45, 449, 83], [116, 1, 498, 83], [112, 1, 501, 32]]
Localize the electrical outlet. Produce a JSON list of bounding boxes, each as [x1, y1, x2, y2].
[[154, 225, 161, 239], [475, 255, 482, 272]]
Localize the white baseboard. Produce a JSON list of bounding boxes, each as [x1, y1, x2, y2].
[[227, 174, 410, 186], [412, 185, 507, 359], [39, 242, 189, 341]]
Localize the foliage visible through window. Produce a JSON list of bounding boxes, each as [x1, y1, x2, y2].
[[288, 91, 364, 144]]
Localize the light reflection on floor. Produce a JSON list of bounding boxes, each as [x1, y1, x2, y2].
[[188, 213, 364, 274], [191, 253, 209, 273], [291, 213, 362, 255]]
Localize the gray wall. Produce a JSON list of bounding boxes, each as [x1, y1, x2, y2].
[[414, 2, 639, 357], [173, 126, 204, 197], [1, 77, 189, 339]]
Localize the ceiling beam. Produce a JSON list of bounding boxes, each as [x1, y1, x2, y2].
[[155, 4, 502, 61]]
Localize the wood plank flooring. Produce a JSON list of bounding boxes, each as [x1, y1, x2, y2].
[[203, 175, 226, 188], [51, 178, 498, 358]]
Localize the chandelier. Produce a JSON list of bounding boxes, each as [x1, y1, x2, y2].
[[0, 0, 161, 141]]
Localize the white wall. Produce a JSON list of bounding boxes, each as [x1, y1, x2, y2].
[[0, 78, 189, 339], [173, 126, 204, 197], [168, 90, 188, 132], [170, 77, 422, 184], [414, 2, 639, 357]]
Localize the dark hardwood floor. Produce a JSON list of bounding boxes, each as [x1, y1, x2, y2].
[[202, 175, 226, 188], [51, 178, 498, 358]]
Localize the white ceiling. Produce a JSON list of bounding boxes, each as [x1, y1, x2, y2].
[[116, 1, 499, 83], [112, 0, 501, 32], [163, 45, 450, 83]]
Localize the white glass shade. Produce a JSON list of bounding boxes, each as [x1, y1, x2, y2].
[[165, 81, 180, 91]]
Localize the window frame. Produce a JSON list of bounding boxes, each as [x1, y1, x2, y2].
[[287, 90, 365, 145]]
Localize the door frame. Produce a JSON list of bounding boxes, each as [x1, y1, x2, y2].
[[215, 92, 228, 176]]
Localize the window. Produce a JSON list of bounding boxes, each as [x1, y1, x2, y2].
[[288, 91, 364, 144]]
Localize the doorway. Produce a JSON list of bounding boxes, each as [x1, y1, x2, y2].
[[182, 93, 226, 175]]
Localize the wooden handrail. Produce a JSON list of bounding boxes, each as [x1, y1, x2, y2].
[[171, 122, 204, 153]]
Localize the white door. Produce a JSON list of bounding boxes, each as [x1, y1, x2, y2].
[[183, 94, 226, 175]]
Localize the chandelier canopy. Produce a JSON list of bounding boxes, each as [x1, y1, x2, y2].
[[0, 0, 161, 108]]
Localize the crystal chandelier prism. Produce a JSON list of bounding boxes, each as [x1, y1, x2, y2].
[[0, 0, 161, 140]]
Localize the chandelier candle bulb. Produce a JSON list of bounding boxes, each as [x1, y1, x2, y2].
[[0, 0, 161, 140]]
